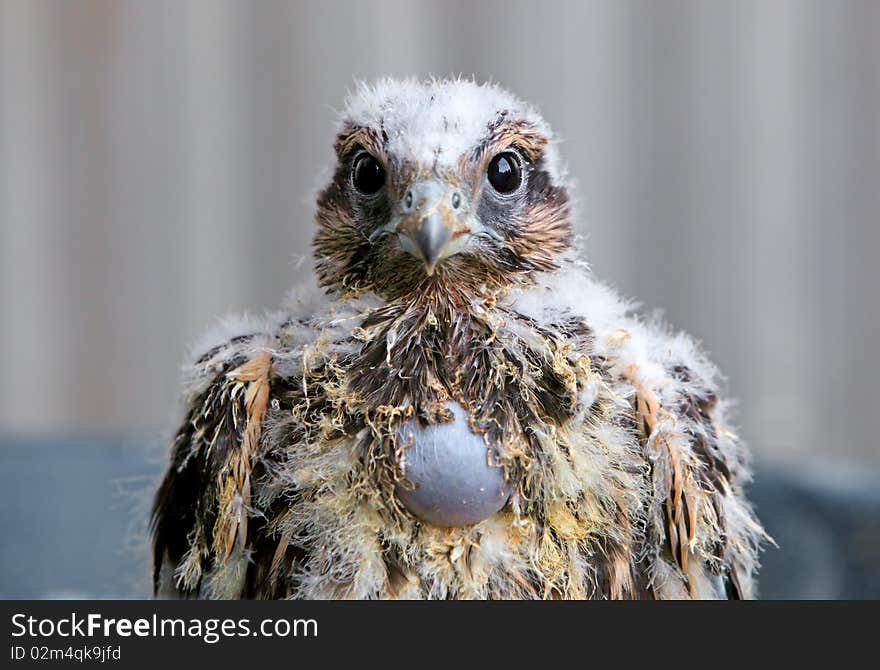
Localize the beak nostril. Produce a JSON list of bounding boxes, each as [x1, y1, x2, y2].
[[396, 182, 473, 272]]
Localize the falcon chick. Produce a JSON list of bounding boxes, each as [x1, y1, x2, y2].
[[152, 78, 766, 599]]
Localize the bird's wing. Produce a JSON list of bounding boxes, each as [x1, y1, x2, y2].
[[625, 354, 768, 600], [151, 318, 299, 599]]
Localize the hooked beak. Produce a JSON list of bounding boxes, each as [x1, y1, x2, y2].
[[393, 180, 474, 275], [403, 215, 453, 275]]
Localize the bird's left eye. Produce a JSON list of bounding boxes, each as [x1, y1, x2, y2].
[[352, 153, 385, 194], [487, 151, 523, 194]]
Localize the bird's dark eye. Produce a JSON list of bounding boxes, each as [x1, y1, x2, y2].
[[352, 153, 385, 194], [487, 152, 522, 194]]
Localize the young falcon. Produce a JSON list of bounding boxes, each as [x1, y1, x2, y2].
[[152, 78, 767, 600]]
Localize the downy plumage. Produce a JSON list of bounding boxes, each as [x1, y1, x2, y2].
[[152, 78, 766, 599]]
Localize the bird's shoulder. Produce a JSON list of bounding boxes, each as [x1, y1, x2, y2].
[[153, 284, 377, 597], [507, 261, 766, 598], [507, 261, 722, 402]]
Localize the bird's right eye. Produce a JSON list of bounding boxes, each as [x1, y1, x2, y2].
[[352, 154, 385, 194]]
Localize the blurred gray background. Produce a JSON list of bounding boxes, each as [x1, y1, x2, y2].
[[1, 0, 878, 598]]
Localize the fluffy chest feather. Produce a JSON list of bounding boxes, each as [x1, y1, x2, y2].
[[260, 293, 646, 598]]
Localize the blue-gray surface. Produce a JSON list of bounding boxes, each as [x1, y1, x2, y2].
[[1, 436, 878, 599]]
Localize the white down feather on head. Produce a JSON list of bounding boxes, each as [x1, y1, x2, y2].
[[340, 77, 568, 187]]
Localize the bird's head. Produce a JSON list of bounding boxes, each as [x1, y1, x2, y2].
[[313, 78, 572, 301]]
